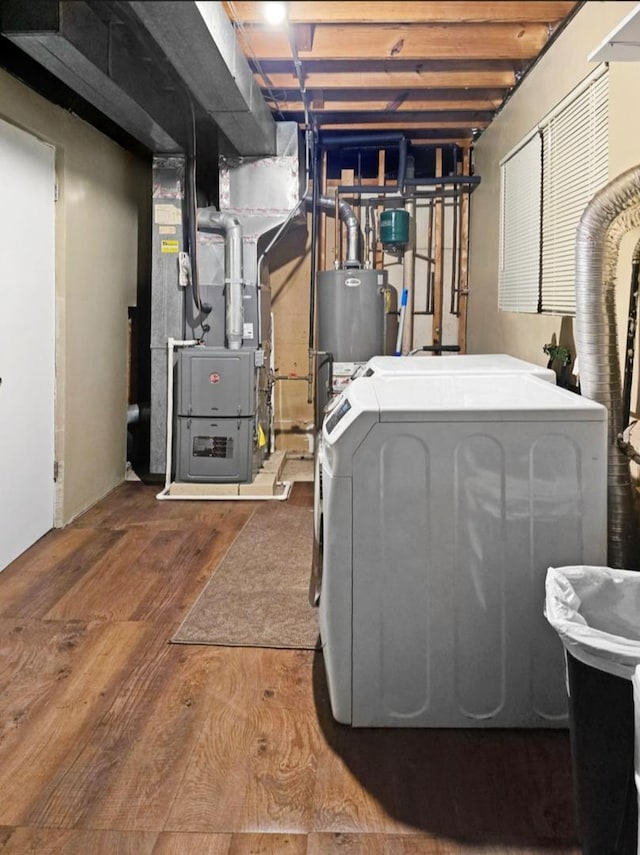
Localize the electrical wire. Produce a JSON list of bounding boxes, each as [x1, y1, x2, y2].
[[184, 95, 211, 322]]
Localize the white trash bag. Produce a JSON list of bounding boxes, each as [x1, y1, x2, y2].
[[545, 565, 640, 680], [634, 665, 640, 845], [546, 565, 640, 855]]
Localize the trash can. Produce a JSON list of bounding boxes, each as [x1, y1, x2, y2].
[[545, 565, 640, 855]]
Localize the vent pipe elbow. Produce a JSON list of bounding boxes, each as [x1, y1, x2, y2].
[[575, 164, 640, 568], [310, 195, 361, 267], [197, 208, 244, 350]]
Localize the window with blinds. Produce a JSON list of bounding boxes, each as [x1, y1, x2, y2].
[[498, 65, 609, 316], [499, 132, 541, 313], [540, 68, 609, 314]]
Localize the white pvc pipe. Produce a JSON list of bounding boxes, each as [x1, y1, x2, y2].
[[270, 310, 276, 455], [156, 336, 292, 502], [156, 484, 292, 502], [162, 337, 198, 493]]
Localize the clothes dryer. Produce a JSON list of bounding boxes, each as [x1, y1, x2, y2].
[[310, 354, 555, 605], [320, 374, 607, 727]]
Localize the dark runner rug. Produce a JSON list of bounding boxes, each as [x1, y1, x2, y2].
[[171, 484, 320, 649]]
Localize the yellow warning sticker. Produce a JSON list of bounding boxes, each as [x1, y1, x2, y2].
[[161, 239, 179, 254], [258, 424, 267, 448]]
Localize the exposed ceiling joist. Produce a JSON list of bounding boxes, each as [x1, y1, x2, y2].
[[256, 64, 519, 91], [225, 0, 582, 145], [236, 24, 552, 62], [269, 90, 507, 114], [226, 2, 577, 25]]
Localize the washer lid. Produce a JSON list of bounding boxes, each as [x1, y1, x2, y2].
[[365, 353, 556, 383], [373, 374, 606, 422]]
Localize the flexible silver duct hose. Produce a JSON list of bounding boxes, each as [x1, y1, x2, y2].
[[575, 164, 640, 568], [313, 196, 361, 267], [197, 208, 244, 350]]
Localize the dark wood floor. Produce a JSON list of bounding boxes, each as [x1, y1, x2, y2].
[[0, 481, 580, 854]]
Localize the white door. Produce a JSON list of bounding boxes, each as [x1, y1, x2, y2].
[[0, 118, 55, 571]]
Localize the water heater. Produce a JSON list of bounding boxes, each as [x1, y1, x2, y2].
[[316, 268, 389, 417]]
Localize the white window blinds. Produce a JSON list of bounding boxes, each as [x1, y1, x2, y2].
[[499, 132, 541, 313], [540, 67, 609, 314], [498, 65, 609, 316]]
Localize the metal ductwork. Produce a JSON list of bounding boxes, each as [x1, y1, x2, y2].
[[1, 0, 276, 158], [197, 209, 244, 350], [149, 123, 303, 475], [126, 1, 276, 156], [575, 163, 640, 569], [313, 196, 361, 267]]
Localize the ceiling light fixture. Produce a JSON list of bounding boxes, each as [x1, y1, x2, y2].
[[262, 2, 287, 26]]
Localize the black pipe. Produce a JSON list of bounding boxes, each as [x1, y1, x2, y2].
[[337, 175, 480, 192], [397, 137, 408, 195], [450, 184, 459, 316], [404, 175, 481, 187], [319, 132, 405, 149], [411, 345, 461, 355], [337, 186, 476, 199], [308, 131, 320, 352]]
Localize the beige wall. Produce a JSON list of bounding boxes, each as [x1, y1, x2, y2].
[[0, 69, 149, 525], [468, 1, 640, 387], [270, 220, 314, 453]]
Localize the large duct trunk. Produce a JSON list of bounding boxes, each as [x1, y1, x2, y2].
[[575, 163, 640, 569]]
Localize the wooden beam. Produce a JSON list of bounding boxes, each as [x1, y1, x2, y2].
[[306, 120, 489, 131], [269, 87, 507, 102], [225, 2, 578, 25], [376, 149, 385, 271], [409, 138, 473, 148], [340, 170, 355, 264], [294, 109, 492, 120], [236, 23, 551, 61], [291, 23, 314, 52], [254, 67, 518, 91], [267, 96, 505, 113]]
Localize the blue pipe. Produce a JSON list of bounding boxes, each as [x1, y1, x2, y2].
[[395, 289, 408, 356]]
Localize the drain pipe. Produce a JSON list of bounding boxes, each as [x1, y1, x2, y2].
[[311, 196, 361, 267], [575, 163, 640, 569], [197, 209, 244, 350], [159, 337, 198, 495]]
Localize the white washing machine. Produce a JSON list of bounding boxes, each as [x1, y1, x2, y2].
[[309, 354, 556, 605], [319, 373, 607, 727]]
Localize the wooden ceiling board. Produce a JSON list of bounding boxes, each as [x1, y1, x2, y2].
[[225, 2, 578, 25], [223, 1, 583, 143], [256, 67, 519, 91], [237, 23, 552, 61], [269, 96, 506, 113]]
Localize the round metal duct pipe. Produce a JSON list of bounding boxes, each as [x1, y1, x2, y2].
[[575, 164, 640, 568]]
